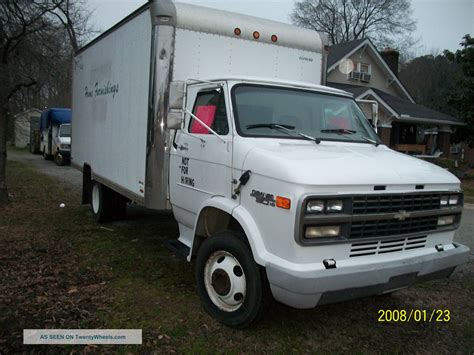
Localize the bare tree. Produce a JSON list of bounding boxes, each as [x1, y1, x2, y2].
[[0, 0, 93, 203], [291, 0, 417, 49]]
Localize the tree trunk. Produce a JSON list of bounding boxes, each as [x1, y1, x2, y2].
[[0, 101, 9, 203]]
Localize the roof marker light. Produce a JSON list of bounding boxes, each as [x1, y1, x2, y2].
[[234, 28, 241, 36], [271, 34, 278, 42], [253, 31, 260, 40]]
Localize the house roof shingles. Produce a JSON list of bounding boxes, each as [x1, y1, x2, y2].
[[328, 83, 463, 125], [326, 38, 366, 69]]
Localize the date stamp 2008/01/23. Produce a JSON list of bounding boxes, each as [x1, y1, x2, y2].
[[377, 309, 451, 323]]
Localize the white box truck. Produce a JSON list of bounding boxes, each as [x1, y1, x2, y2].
[[72, 0, 469, 328]]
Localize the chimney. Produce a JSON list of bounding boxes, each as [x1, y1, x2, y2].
[[380, 48, 400, 77]]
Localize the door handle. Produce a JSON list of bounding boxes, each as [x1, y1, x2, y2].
[[178, 143, 189, 151]]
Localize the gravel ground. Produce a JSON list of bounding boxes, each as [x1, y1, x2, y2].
[[7, 149, 82, 191]]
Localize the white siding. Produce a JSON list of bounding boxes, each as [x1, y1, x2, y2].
[[72, 10, 151, 197]]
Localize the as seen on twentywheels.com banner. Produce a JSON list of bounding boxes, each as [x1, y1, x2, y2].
[[23, 329, 142, 345]]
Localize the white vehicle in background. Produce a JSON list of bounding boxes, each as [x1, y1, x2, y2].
[[40, 108, 71, 166], [71, 0, 469, 328]]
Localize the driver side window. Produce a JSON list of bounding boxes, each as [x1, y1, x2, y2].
[[188, 91, 229, 135]]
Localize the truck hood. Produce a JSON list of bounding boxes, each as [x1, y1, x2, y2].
[[242, 142, 459, 187]]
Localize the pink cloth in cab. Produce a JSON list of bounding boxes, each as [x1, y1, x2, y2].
[[190, 105, 217, 134], [329, 116, 352, 130]]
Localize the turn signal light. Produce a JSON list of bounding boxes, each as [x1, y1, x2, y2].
[[276, 196, 291, 209]]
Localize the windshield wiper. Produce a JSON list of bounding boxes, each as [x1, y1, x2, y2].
[[246, 123, 321, 144], [320, 128, 357, 135], [246, 123, 295, 130], [361, 136, 380, 146]]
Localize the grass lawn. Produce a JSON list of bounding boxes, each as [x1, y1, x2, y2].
[[1, 159, 473, 353]]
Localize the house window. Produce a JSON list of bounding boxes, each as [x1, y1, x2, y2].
[[359, 63, 370, 74], [348, 62, 371, 82], [358, 62, 371, 82]]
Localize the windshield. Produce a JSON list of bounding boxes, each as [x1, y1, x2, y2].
[[59, 124, 71, 138], [232, 85, 380, 143]]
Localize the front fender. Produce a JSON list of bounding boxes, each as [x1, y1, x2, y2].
[[191, 197, 268, 266], [231, 204, 269, 266]]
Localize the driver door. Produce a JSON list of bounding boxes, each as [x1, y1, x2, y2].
[[169, 83, 233, 245]]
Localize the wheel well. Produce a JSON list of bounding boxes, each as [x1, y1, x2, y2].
[[82, 164, 92, 205], [191, 207, 245, 258]]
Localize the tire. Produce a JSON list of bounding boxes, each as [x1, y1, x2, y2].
[[43, 149, 52, 160], [111, 193, 127, 220], [90, 181, 127, 222], [195, 231, 270, 328], [54, 153, 65, 166], [90, 181, 114, 222]]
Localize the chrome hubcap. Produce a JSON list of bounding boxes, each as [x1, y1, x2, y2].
[[204, 250, 246, 312], [92, 184, 100, 214]]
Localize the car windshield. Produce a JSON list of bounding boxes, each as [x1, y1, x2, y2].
[[232, 85, 380, 144], [59, 124, 71, 137]]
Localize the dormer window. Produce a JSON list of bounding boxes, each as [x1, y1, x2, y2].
[[359, 63, 370, 73], [348, 62, 372, 82]]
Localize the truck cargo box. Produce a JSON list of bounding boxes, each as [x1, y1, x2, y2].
[[72, 1, 328, 209]]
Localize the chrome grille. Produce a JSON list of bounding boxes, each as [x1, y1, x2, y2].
[[350, 216, 438, 239], [350, 235, 427, 257], [352, 193, 441, 214]]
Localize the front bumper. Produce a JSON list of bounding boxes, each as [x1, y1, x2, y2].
[[266, 242, 470, 309], [58, 150, 71, 158]]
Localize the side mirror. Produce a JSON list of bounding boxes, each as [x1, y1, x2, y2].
[[167, 81, 185, 129]]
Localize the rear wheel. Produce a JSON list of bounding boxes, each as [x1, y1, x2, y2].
[[91, 181, 113, 222], [90, 181, 127, 222], [195, 231, 269, 328], [42, 149, 51, 160]]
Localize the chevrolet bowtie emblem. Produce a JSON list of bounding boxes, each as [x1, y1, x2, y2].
[[394, 210, 411, 221]]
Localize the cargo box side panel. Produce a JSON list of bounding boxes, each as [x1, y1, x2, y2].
[[172, 30, 323, 85], [72, 10, 151, 199]]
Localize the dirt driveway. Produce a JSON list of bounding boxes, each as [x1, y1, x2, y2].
[[7, 149, 82, 191]]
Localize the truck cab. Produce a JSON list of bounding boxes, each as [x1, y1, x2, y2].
[[55, 123, 71, 165], [40, 108, 71, 166], [169, 77, 468, 326]]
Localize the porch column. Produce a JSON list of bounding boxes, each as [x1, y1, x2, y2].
[[438, 127, 452, 158]]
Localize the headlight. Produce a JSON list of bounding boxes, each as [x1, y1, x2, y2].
[[449, 195, 459, 205], [327, 199, 343, 212], [438, 215, 455, 226], [440, 196, 448, 206], [307, 200, 325, 213], [440, 194, 461, 207], [306, 199, 345, 213], [305, 226, 341, 238]]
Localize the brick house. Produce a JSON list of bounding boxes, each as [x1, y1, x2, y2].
[[326, 38, 464, 158]]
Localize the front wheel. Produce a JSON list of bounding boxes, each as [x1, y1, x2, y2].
[[195, 231, 269, 328], [54, 152, 65, 166]]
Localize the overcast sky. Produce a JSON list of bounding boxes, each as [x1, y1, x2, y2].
[[86, 0, 474, 54]]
